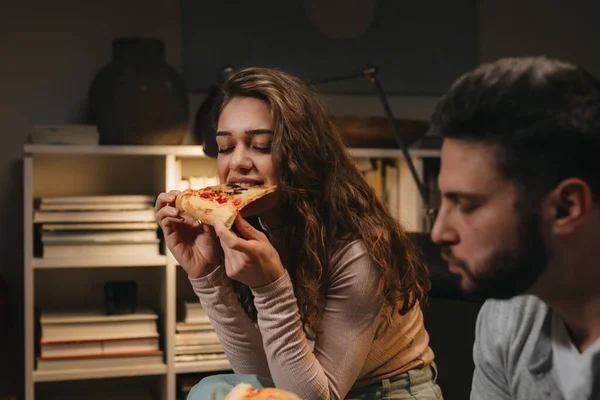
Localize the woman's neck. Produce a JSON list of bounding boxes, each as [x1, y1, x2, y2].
[[257, 206, 287, 231]]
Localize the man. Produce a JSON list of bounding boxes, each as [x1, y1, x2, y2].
[[429, 57, 600, 399]]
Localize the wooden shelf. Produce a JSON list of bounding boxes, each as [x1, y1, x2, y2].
[[174, 359, 232, 374], [23, 144, 441, 159], [24, 144, 208, 157], [23, 142, 433, 399], [31, 255, 167, 269], [347, 147, 440, 158], [34, 363, 168, 382]]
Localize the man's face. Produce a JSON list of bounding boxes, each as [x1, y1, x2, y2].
[[431, 139, 548, 300]]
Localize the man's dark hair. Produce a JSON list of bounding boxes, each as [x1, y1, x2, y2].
[[430, 56, 600, 204]]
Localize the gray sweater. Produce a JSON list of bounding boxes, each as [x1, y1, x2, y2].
[[471, 295, 600, 400]]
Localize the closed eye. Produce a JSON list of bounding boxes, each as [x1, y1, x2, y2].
[[459, 203, 478, 213], [217, 147, 233, 154], [252, 146, 271, 154], [443, 192, 485, 214]]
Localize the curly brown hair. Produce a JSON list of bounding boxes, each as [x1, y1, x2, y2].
[[213, 67, 430, 339]]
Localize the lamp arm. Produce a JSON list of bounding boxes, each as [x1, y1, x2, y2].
[[310, 66, 435, 228], [362, 67, 429, 206]]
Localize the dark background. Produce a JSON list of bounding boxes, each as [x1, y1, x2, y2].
[[2, 0, 600, 397]]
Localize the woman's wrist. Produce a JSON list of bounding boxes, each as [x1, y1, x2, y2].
[[184, 259, 222, 280]]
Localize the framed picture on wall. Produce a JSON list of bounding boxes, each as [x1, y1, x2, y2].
[[181, 0, 477, 95]]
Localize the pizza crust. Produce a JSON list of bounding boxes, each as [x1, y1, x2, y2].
[[175, 184, 277, 229], [224, 383, 302, 400], [176, 190, 238, 228]]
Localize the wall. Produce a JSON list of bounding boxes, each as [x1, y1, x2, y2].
[[0, 1, 181, 395], [479, 0, 600, 76], [0, 2, 437, 396], [2, 0, 600, 396]]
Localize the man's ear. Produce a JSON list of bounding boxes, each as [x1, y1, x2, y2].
[[546, 178, 592, 235]]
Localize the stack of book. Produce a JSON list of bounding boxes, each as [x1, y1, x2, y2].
[[178, 176, 220, 191], [33, 195, 159, 258], [174, 157, 219, 191], [29, 124, 100, 145], [355, 157, 400, 218], [175, 299, 226, 363], [37, 308, 163, 371]]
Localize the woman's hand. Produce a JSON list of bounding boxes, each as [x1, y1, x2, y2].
[[214, 215, 285, 288], [155, 190, 222, 279]]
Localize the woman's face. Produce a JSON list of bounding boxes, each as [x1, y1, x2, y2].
[[216, 96, 281, 219]]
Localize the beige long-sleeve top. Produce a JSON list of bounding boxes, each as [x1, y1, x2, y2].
[[189, 227, 434, 400]]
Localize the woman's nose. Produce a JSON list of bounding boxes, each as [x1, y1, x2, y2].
[[229, 146, 253, 172]]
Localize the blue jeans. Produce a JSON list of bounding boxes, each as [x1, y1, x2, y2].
[[187, 363, 442, 399], [345, 364, 443, 399]]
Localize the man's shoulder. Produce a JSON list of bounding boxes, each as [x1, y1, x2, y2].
[[481, 295, 548, 321], [477, 295, 550, 347]]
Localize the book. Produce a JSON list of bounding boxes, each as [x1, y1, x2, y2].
[[34, 209, 156, 223], [41, 195, 157, 204], [175, 321, 214, 332], [29, 124, 99, 145], [36, 351, 164, 371], [384, 162, 400, 219], [41, 230, 158, 243], [41, 336, 160, 358], [39, 203, 154, 211], [176, 298, 211, 323], [41, 308, 158, 324], [40, 309, 159, 342], [175, 344, 224, 355], [188, 176, 219, 190], [175, 331, 221, 346], [41, 222, 158, 231], [174, 353, 228, 363], [42, 240, 160, 258]]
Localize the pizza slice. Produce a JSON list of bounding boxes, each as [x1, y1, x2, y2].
[[225, 383, 302, 400], [175, 183, 277, 229]]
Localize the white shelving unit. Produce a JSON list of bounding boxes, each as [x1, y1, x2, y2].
[[23, 144, 438, 399]]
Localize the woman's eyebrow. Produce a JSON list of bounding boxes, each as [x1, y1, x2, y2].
[[215, 129, 273, 136], [246, 129, 273, 135]]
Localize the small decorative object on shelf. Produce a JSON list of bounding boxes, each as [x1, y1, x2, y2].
[[105, 280, 138, 315], [332, 115, 429, 149], [89, 37, 189, 145], [28, 124, 99, 145]]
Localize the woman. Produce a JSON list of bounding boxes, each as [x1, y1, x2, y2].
[[155, 68, 442, 399]]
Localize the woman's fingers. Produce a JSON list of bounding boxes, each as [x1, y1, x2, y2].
[[155, 190, 181, 212], [161, 215, 185, 230], [180, 211, 202, 228], [214, 220, 237, 245], [232, 215, 265, 241], [155, 204, 182, 225], [200, 222, 218, 237], [214, 219, 256, 254]]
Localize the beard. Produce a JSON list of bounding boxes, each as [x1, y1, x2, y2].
[[441, 209, 548, 301]]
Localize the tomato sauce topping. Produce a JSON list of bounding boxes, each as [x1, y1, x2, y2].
[[193, 188, 230, 204]]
